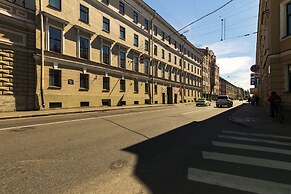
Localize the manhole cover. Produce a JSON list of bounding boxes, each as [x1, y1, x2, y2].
[[109, 160, 128, 170]]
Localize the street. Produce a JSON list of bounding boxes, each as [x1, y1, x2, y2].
[[1, 101, 291, 194]]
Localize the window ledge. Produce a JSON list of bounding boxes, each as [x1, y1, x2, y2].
[[102, 29, 110, 33], [47, 5, 61, 11], [102, 89, 110, 92], [79, 88, 89, 91], [48, 86, 61, 90]]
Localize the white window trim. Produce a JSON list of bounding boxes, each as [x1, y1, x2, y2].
[[101, 42, 111, 65], [47, 23, 64, 54], [280, 0, 291, 39]]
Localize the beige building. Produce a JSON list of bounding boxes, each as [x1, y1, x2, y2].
[[200, 47, 219, 100], [256, 0, 291, 109], [0, 0, 36, 111], [32, 0, 204, 109], [219, 77, 241, 100]]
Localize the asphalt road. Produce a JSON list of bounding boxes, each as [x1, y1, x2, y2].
[[1, 101, 291, 194]]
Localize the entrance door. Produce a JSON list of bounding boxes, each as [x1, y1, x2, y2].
[[167, 87, 173, 104]]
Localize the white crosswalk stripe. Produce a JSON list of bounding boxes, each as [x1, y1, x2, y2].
[[188, 130, 291, 192], [212, 141, 291, 155], [202, 151, 291, 171], [188, 168, 291, 194], [222, 130, 291, 140], [218, 134, 291, 146]]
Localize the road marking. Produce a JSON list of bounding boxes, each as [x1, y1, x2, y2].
[[188, 168, 291, 194], [222, 130, 291, 140], [212, 141, 291, 155], [202, 151, 291, 171], [182, 110, 202, 115], [218, 135, 291, 146], [0, 107, 184, 131]]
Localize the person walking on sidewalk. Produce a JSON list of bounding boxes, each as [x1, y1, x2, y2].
[[268, 91, 281, 117]]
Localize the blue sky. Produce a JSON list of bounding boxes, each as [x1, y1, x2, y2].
[[143, 0, 259, 90]]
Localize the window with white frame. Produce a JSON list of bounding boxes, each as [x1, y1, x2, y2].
[[133, 56, 139, 72], [49, 26, 61, 53], [80, 37, 89, 59], [103, 44, 110, 65], [49, 0, 61, 10], [119, 51, 126, 68]]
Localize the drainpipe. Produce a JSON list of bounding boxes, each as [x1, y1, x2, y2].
[[39, 0, 45, 108], [150, 10, 156, 104]]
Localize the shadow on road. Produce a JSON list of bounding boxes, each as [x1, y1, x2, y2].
[[123, 105, 248, 194]]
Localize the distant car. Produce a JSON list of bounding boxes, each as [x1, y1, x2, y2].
[[196, 98, 211, 106], [216, 95, 233, 108]]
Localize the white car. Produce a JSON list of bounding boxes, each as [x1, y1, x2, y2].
[[196, 98, 211, 106]]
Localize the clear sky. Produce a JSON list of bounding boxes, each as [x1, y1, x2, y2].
[[143, 0, 259, 90]]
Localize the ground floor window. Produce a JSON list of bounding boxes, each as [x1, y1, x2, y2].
[[80, 73, 89, 89], [103, 77, 110, 91], [145, 82, 149, 93], [49, 69, 61, 87], [134, 79, 138, 93], [154, 84, 158, 94]]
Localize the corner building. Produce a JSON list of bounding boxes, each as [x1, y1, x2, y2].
[[32, 0, 204, 109], [256, 0, 291, 109]]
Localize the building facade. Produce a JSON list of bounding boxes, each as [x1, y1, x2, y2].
[[33, 0, 204, 109], [256, 0, 291, 109], [0, 0, 36, 111], [200, 47, 219, 100], [219, 77, 242, 100]]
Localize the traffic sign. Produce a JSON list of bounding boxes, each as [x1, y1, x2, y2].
[[250, 65, 259, 72]]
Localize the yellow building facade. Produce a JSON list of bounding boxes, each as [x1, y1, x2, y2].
[[34, 0, 203, 109], [257, 0, 291, 109]]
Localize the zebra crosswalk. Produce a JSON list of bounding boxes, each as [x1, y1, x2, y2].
[[187, 130, 291, 194]]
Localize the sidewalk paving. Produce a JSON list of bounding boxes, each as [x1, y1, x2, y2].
[[230, 103, 291, 133], [0, 104, 175, 120]]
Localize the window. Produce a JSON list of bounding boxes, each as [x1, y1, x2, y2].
[[289, 65, 291, 92], [174, 71, 177, 82], [103, 45, 110, 65], [119, 51, 126, 68], [103, 77, 110, 91], [174, 41, 177, 49], [154, 84, 157, 94], [102, 0, 109, 5], [162, 31, 165, 41], [103, 17, 110, 32], [49, 26, 61, 53], [161, 66, 165, 79], [80, 37, 89, 59], [168, 36, 171, 44], [80, 73, 89, 89], [49, 0, 61, 10], [154, 25, 157, 36], [133, 56, 139, 72], [134, 79, 138, 93], [154, 45, 157, 56], [154, 64, 158, 77], [145, 82, 149, 93], [134, 34, 138, 46], [174, 56, 177, 64], [120, 26, 125, 39], [168, 69, 171, 80], [168, 53, 171, 62], [133, 11, 138, 23], [162, 49, 165, 59], [144, 61, 149, 74], [119, 1, 125, 14], [288, 3, 291, 35], [145, 40, 149, 51], [49, 69, 61, 87], [144, 19, 149, 30], [80, 5, 89, 23], [120, 79, 126, 92]]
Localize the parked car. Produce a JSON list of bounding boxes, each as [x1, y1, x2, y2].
[[196, 98, 211, 106], [216, 95, 233, 108]]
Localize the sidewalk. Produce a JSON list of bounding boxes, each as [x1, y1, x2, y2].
[[0, 104, 175, 120], [230, 103, 291, 132]]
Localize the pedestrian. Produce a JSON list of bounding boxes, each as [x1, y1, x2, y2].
[[268, 91, 281, 117], [255, 96, 260, 106]]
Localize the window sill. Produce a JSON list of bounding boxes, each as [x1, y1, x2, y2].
[[102, 29, 110, 33], [79, 19, 89, 25], [47, 5, 61, 11], [48, 86, 61, 90], [120, 90, 125, 92], [120, 37, 126, 41], [102, 89, 110, 92], [79, 88, 89, 91]]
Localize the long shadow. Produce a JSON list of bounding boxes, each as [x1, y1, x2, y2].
[[123, 104, 259, 194]]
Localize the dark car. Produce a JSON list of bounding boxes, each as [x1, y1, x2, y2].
[[216, 95, 233, 108]]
